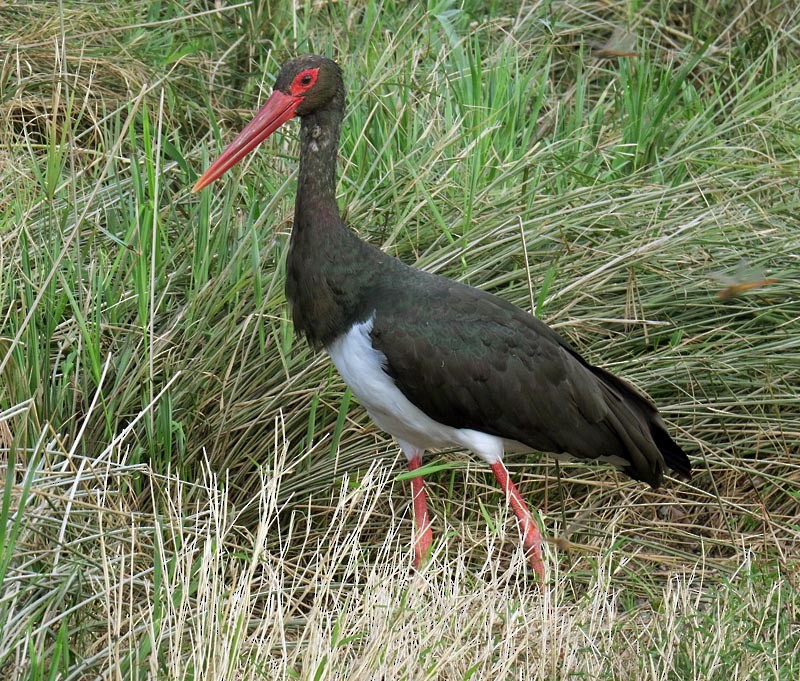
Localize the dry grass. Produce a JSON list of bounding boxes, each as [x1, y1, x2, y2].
[[1, 0, 799, 678], [2, 427, 796, 679]]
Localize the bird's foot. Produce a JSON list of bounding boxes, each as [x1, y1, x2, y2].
[[521, 517, 545, 582]]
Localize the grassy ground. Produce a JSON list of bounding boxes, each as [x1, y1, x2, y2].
[[1, 0, 799, 678]]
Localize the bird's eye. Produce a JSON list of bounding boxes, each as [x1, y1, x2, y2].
[[290, 69, 318, 95]]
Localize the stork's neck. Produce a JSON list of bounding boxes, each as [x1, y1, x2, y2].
[[295, 104, 343, 231], [288, 93, 380, 347]]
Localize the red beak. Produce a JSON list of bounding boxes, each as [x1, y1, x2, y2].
[[192, 90, 301, 192]]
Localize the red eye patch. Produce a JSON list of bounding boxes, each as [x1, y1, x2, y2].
[[290, 68, 319, 96]]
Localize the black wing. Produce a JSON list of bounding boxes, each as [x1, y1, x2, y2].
[[368, 272, 690, 487]]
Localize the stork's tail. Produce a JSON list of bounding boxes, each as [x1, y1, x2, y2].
[[590, 364, 692, 488], [649, 420, 692, 480]]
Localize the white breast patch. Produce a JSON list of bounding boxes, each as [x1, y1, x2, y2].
[[326, 314, 505, 463]]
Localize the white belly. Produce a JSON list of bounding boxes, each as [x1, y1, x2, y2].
[[326, 315, 505, 463]]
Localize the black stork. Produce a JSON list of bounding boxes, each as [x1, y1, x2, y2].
[[193, 55, 691, 580]]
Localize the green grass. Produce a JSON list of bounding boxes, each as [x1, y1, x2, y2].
[[1, 0, 799, 678]]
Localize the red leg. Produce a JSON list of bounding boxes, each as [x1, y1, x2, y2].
[[407, 453, 432, 569], [490, 461, 545, 580]]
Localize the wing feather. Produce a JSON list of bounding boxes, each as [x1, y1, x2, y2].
[[368, 273, 689, 487]]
